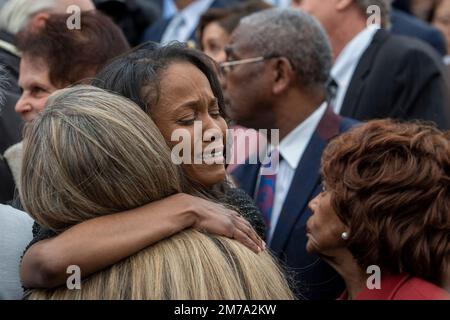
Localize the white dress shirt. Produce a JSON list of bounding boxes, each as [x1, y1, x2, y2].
[[161, 0, 214, 44], [331, 25, 379, 114], [256, 102, 328, 242]]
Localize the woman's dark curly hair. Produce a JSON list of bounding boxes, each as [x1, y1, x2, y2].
[[321, 119, 450, 286]]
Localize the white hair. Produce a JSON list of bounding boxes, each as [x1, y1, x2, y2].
[[239, 8, 332, 89], [0, 0, 57, 35]]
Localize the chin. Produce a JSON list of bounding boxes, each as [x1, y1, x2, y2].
[[305, 240, 316, 255], [185, 163, 226, 188], [201, 165, 227, 186]]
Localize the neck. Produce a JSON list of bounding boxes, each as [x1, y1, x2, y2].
[[273, 89, 325, 140], [325, 249, 367, 300], [175, 0, 194, 10], [329, 13, 367, 61]]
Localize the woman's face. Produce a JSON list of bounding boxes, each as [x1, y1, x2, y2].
[[433, 0, 450, 54], [201, 22, 230, 63], [16, 56, 58, 122], [306, 186, 348, 257], [150, 61, 228, 188]]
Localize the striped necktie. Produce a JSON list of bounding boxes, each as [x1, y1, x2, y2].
[[255, 149, 280, 240]]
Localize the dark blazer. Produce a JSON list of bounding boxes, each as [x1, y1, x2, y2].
[[140, 0, 238, 44], [0, 92, 22, 154], [0, 155, 15, 204], [232, 107, 357, 300], [341, 29, 450, 130], [391, 9, 447, 56], [0, 31, 20, 88]]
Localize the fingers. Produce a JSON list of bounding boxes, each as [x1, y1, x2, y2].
[[232, 228, 261, 254], [233, 214, 265, 250], [231, 215, 265, 253]]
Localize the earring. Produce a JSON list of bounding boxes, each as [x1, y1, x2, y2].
[[341, 232, 349, 240]]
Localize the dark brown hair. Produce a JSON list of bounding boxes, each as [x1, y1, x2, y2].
[[197, 0, 271, 50], [16, 11, 130, 88], [322, 119, 450, 285]]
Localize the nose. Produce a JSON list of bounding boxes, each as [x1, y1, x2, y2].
[[202, 116, 224, 143], [308, 194, 319, 214], [15, 94, 32, 115]]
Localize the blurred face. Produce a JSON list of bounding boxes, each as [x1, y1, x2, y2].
[[150, 62, 228, 188], [292, 0, 336, 35], [433, 0, 450, 54], [221, 27, 274, 130], [306, 186, 348, 258], [16, 56, 58, 122], [59, 0, 96, 11], [202, 22, 230, 63]]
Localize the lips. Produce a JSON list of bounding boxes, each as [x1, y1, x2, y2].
[[202, 150, 224, 161], [195, 146, 225, 164]]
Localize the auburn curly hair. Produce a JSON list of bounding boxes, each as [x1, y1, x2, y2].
[[321, 119, 450, 286]]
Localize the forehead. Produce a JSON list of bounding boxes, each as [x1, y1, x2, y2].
[[227, 25, 255, 56], [157, 62, 215, 104], [18, 57, 50, 84]]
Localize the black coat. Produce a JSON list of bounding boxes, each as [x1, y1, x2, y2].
[[341, 29, 450, 130]]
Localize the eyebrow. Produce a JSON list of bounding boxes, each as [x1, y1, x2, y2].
[[174, 97, 218, 112]]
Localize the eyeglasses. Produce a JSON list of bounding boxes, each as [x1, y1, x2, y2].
[[219, 55, 279, 74]]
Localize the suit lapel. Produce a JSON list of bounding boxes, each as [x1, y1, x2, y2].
[[270, 108, 343, 255], [340, 29, 389, 117], [230, 161, 260, 197]]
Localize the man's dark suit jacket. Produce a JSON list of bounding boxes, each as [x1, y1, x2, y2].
[[341, 29, 450, 130], [391, 9, 447, 56], [232, 107, 358, 300], [140, 0, 239, 45], [0, 92, 21, 204]]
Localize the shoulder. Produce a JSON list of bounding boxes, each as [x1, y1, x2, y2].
[[0, 204, 33, 225], [0, 204, 33, 244], [3, 141, 23, 188], [391, 10, 446, 56], [376, 31, 442, 65], [224, 186, 265, 238], [393, 277, 450, 300]]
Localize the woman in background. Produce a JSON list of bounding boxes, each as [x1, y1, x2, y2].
[[197, 0, 271, 63], [307, 119, 450, 299], [21, 86, 294, 300]]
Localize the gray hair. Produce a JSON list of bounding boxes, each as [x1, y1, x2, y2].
[[0, 0, 57, 34], [239, 8, 332, 89], [354, 0, 391, 28]]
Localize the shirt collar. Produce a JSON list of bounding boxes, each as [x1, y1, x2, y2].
[[331, 25, 379, 87], [277, 102, 328, 170], [180, 0, 214, 20]]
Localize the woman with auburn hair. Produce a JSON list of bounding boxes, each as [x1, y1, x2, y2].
[[306, 119, 450, 300], [21, 86, 294, 300]]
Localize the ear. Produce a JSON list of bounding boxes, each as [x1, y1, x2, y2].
[[29, 12, 50, 29], [271, 57, 295, 96], [335, 0, 354, 11]]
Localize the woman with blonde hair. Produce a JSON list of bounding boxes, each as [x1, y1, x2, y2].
[[21, 85, 294, 300]]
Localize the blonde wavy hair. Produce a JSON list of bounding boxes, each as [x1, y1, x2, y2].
[[21, 85, 294, 300]]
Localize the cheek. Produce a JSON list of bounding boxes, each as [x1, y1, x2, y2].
[[35, 95, 50, 112]]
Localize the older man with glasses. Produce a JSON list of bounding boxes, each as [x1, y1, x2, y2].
[[221, 8, 358, 300]]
